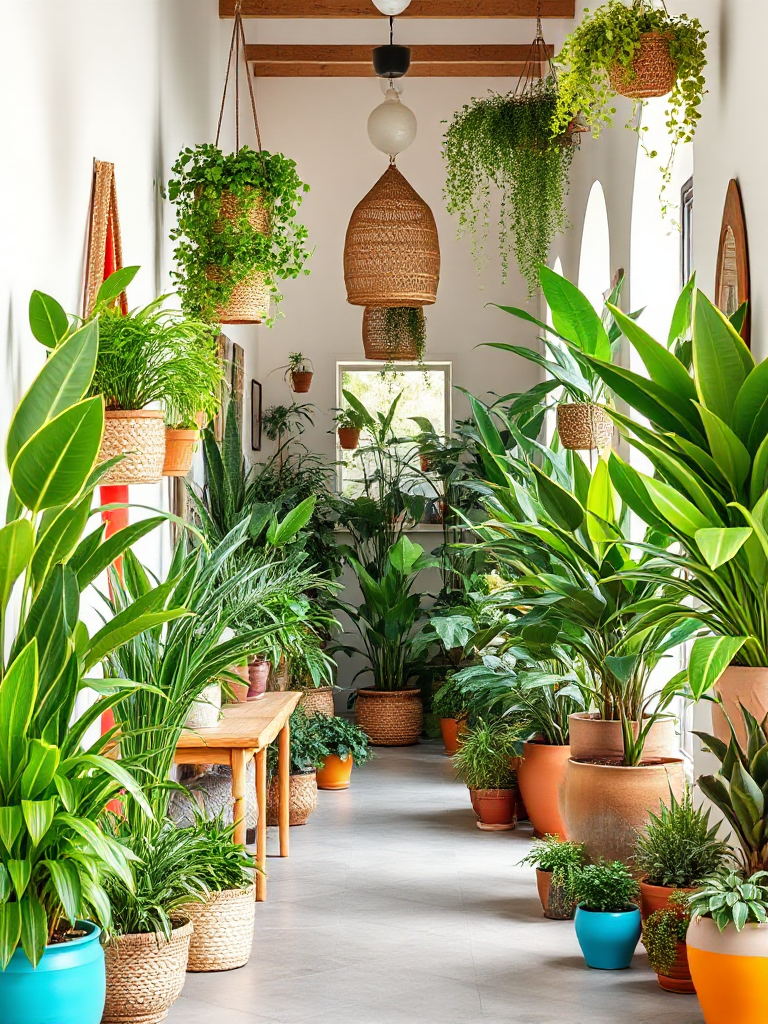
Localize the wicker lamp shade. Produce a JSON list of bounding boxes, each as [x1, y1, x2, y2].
[[344, 165, 440, 307]]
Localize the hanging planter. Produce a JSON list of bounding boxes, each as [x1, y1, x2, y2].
[[442, 26, 574, 296], [344, 164, 440, 308], [286, 352, 314, 393], [163, 427, 199, 477], [608, 30, 677, 98], [556, 403, 613, 450], [362, 306, 426, 362], [168, 8, 310, 326]]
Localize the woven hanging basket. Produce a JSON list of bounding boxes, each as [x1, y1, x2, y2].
[[344, 165, 440, 308], [267, 771, 318, 826], [362, 307, 423, 361], [183, 884, 255, 973], [163, 428, 198, 477], [99, 410, 166, 486], [102, 918, 192, 1024], [354, 688, 423, 746], [208, 189, 271, 324], [298, 686, 335, 718], [557, 403, 613, 450], [609, 32, 677, 99]]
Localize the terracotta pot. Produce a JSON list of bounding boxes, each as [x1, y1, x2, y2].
[[517, 741, 570, 839], [687, 916, 768, 1022], [470, 788, 516, 831], [536, 868, 575, 921], [656, 942, 695, 994], [439, 717, 463, 757], [290, 371, 313, 393], [317, 754, 353, 790], [568, 712, 677, 761], [247, 658, 270, 700], [420, 454, 432, 473], [712, 665, 768, 748], [337, 427, 361, 450], [267, 772, 318, 826], [162, 428, 198, 477], [562, 757, 685, 865], [226, 664, 250, 704], [639, 879, 696, 922], [354, 688, 423, 746]]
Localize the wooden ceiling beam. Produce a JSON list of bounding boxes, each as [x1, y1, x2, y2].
[[246, 43, 551, 76], [222, 1, 574, 18]]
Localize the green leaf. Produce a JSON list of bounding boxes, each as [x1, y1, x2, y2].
[[19, 892, 48, 968], [20, 740, 60, 800], [28, 290, 69, 347], [693, 291, 751, 425], [11, 398, 104, 513], [0, 865, 9, 903], [72, 516, 166, 588], [0, 806, 23, 854], [0, 641, 38, 795], [389, 535, 423, 576], [752, 433, 768, 508], [21, 798, 56, 846], [695, 528, 753, 570], [607, 303, 697, 401], [687, 636, 748, 700], [531, 464, 584, 532], [607, 453, 670, 535], [95, 266, 139, 306], [586, 455, 617, 544], [83, 609, 190, 672], [668, 275, 695, 349], [469, 394, 506, 457], [695, 403, 751, 493], [540, 266, 612, 361], [266, 496, 316, 548], [30, 497, 92, 595], [644, 475, 714, 536], [0, 519, 34, 615], [7, 322, 98, 465], [46, 860, 82, 925], [732, 359, 768, 455], [0, 901, 22, 970], [7, 859, 31, 898]]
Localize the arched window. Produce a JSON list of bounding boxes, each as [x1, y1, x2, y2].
[[578, 182, 611, 315]]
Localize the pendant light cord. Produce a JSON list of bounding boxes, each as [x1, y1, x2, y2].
[[215, 0, 264, 159]]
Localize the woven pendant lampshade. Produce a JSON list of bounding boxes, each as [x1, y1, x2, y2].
[[344, 165, 440, 307]]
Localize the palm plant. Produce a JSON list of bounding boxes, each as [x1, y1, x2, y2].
[[453, 719, 522, 790]]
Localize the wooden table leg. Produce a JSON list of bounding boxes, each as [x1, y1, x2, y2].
[[255, 747, 267, 902], [231, 748, 248, 848], [278, 718, 290, 858]]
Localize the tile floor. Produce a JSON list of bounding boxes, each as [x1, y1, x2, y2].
[[169, 741, 705, 1024]]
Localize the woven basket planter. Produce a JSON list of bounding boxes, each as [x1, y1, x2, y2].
[[362, 307, 423, 361], [354, 688, 423, 746], [102, 918, 192, 1024], [344, 165, 440, 308], [99, 410, 166, 486], [163, 428, 198, 477], [266, 771, 318, 826], [557, 403, 613, 451], [183, 884, 255, 973], [298, 686, 335, 717], [609, 32, 677, 99], [204, 189, 271, 325]]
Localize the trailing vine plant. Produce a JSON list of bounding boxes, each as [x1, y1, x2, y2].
[[442, 76, 574, 296], [553, 1, 707, 211]]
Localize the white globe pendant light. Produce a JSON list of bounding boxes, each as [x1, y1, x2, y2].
[[367, 87, 417, 157], [372, 0, 411, 14]]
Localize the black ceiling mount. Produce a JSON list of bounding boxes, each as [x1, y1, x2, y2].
[[372, 14, 410, 79]]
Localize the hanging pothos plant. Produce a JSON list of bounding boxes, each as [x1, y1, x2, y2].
[[553, 1, 707, 209], [168, 143, 311, 325], [443, 77, 574, 296]]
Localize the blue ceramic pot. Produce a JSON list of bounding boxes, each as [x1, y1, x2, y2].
[[0, 920, 105, 1024], [574, 905, 642, 970]]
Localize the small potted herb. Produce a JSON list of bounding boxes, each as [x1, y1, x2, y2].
[[573, 861, 641, 970], [432, 673, 470, 756], [520, 835, 586, 920], [310, 715, 374, 790], [333, 405, 366, 450], [643, 891, 695, 994], [453, 719, 522, 831], [266, 706, 326, 825], [286, 352, 314, 393]]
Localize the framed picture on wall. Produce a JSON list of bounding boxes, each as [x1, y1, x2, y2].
[[251, 379, 262, 452]]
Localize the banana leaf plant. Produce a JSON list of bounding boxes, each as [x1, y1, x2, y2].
[[0, 279, 186, 969]]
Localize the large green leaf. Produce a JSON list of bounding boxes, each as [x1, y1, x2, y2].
[[45, 859, 82, 925], [95, 266, 139, 306], [19, 739, 60, 801], [468, 395, 506, 457], [0, 806, 23, 854], [11, 398, 104, 512], [607, 303, 697, 401], [20, 891, 48, 968], [732, 359, 768, 455], [30, 497, 92, 595], [586, 455, 617, 544], [687, 635, 748, 700], [668, 275, 695, 349], [21, 798, 56, 846], [540, 266, 612, 361], [7, 322, 98, 465], [695, 528, 752, 570], [83, 609, 190, 672], [531, 464, 584, 532], [0, 519, 34, 615], [266, 496, 316, 548], [695, 403, 751, 494], [644, 475, 714, 536], [607, 453, 670, 535], [28, 291, 68, 348], [0, 641, 38, 796], [71, 516, 167, 588], [693, 291, 751, 425], [0, 901, 22, 970]]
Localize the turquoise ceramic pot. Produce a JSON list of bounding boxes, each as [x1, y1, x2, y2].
[[0, 920, 105, 1024], [574, 905, 641, 970]]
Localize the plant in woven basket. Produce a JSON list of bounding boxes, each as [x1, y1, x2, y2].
[[521, 835, 586, 916], [553, 1, 707, 209], [453, 719, 522, 790], [169, 143, 311, 325], [380, 307, 427, 364], [574, 860, 641, 913], [185, 811, 255, 893], [633, 788, 729, 888], [643, 890, 692, 975], [308, 714, 374, 767], [443, 79, 574, 295]]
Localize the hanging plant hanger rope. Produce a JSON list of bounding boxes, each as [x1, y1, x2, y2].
[[215, 0, 265, 161]]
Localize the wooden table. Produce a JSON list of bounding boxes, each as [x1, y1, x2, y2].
[[175, 692, 300, 901]]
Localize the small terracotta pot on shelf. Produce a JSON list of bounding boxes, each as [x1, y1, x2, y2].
[[247, 657, 270, 700], [469, 788, 517, 831], [290, 370, 313, 393], [317, 754, 353, 790], [337, 427, 361, 450], [163, 427, 199, 477]]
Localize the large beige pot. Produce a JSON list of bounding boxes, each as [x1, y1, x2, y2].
[[712, 665, 768, 748], [354, 688, 423, 746], [102, 918, 192, 1024], [562, 757, 684, 865], [568, 712, 678, 761]]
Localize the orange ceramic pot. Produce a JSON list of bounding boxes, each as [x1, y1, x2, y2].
[[712, 666, 768, 748], [163, 428, 199, 477], [440, 718, 463, 757], [569, 713, 677, 760], [337, 427, 361, 450], [535, 868, 575, 920], [290, 371, 313, 393], [562, 758, 684, 865], [639, 880, 696, 922], [317, 754, 353, 790], [687, 916, 768, 1022], [517, 742, 570, 839], [470, 788, 516, 831]]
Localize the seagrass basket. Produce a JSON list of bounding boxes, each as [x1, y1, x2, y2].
[[609, 32, 677, 99], [99, 410, 166, 486], [183, 884, 255, 972], [354, 688, 423, 746], [344, 165, 440, 307], [298, 686, 335, 717], [267, 771, 318, 826], [102, 918, 192, 1024], [557, 403, 613, 451], [362, 307, 422, 361], [209, 189, 271, 324]]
